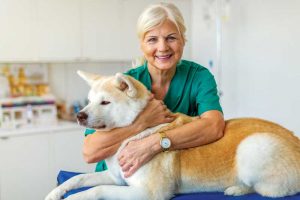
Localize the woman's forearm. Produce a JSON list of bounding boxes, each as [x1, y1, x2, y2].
[[144, 110, 225, 153], [117, 110, 225, 177], [83, 123, 144, 163], [169, 112, 225, 149]]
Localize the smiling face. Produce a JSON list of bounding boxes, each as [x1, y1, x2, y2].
[[140, 19, 185, 71]]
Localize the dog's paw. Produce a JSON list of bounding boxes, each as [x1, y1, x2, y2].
[[224, 185, 252, 196], [45, 188, 65, 200]]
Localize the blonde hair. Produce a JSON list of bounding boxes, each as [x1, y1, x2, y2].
[[137, 2, 186, 42]]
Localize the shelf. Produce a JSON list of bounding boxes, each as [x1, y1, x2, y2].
[[0, 120, 83, 139]]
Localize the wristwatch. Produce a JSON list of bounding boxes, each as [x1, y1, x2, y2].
[[159, 131, 171, 152]]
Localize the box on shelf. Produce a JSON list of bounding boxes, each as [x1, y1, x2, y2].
[[0, 95, 57, 130]]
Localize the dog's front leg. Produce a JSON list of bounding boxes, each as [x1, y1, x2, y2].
[[45, 171, 117, 200], [65, 185, 149, 200]]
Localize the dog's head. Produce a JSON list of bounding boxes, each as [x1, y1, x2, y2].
[[76, 71, 150, 131]]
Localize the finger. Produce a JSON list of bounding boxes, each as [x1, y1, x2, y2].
[[162, 105, 167, 111], [154, 100, 163, 107], [164, 117, 175, 123], [119, 158, 125, 166], [164, 112, 176, 122], [164, 109, 173, 117], [124, 163, 139, 178], [122, 161, 134, 172], [168, 112, 177, 118], [149, 93, 154, 100], [118, 154, 123, 161]]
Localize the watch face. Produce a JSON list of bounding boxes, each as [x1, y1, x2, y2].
[[161, 138, 171, 149]]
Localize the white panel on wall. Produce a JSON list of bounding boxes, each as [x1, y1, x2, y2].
[[37, 0, 81, 60], [118, 0, 153, 60], [191, 0, 300, 136], [81, 0, 124, 60], [230, 0, 300, 135], [0, 0, 38, 61], [170, 0, 192, 60]]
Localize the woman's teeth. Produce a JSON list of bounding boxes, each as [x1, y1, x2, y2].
[[156, 55, 172, 59]]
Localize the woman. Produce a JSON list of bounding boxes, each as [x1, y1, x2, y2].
[[83, 2, 225, 178]]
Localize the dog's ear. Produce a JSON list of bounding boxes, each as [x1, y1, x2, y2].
[[77, 70, 101, 86], [115, 73, 137, 98]]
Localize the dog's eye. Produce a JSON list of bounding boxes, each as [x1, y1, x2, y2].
[[100, 101, 110, 105]]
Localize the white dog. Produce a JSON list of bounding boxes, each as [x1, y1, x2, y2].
[[45, 71, 300, 200]]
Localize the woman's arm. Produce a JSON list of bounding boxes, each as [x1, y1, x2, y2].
[[118, 110, 225, 177], [82, 98, 175, 163]]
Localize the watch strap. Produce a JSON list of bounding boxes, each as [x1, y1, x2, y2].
[[159, 131, 170, 152]]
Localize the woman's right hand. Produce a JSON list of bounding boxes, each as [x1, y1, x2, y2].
[[133, 97, 175, 131]]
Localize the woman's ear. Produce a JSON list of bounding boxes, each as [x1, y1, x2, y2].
[[115, 73, 137, 98]]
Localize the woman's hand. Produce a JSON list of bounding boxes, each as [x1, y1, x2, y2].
[[118, 97, 174, 177], [133, 97, 175, 131], [118, 134, 160, 178]]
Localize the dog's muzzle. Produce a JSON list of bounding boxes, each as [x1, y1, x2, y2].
[[77, 111, 88, 125]]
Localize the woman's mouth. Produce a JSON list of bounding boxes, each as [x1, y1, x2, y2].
[[155, 54, 173, 61]]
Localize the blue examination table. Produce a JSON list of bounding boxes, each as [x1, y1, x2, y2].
[[57, 170, 300, 200]]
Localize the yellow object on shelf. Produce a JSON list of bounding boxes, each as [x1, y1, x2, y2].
[[18, 67, 27, 85]]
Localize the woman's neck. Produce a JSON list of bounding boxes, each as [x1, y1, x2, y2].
[[148, 65, 176, 100], [148, 65, 176, 86]]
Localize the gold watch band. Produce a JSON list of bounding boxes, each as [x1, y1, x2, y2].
[[159, 131, 167, 139]]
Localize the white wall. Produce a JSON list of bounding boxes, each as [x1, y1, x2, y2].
[[191, 0, 300, 136]]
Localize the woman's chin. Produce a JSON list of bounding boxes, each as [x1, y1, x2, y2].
[[154, 60, 176, 70]]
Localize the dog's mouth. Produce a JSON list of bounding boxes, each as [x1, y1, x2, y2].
[[77, 120, 87, 127], [92, 124, 106, 129], [77, 120, 106, 130]]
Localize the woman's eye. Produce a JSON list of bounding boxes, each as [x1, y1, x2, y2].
[[147, 38, 157, 43], [167, 36, 176, 41], [100, 101, 110, 105]]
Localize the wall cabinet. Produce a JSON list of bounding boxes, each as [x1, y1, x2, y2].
[[0, 0, 39, 61], [36, 0, 81, 60], [0, 128, 95, 200], [0, 0, 145, 62], [81, 0, 124, 60], [0, 0, 191, 62]]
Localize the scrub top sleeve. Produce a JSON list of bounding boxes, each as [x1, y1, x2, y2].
[[196, 74, 223, 115], [83, 129, 108, 172], [84, 128, 96, 136]]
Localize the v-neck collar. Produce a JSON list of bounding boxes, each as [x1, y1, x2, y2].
[[143, 61, 190, 112]]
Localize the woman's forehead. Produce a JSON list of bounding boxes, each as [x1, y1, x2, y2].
[[144, 20, 179, 37]]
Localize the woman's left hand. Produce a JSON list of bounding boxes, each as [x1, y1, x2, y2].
[[118, 136, 159, 178]]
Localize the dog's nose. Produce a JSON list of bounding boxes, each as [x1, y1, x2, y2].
[[77, 112, 88, 122]]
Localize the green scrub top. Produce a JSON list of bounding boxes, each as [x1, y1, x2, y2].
[[125, 60, 222, 116], [85, 59, 223, 172]]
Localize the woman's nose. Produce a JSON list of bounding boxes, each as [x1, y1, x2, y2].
[[157, 39, 169, 52]]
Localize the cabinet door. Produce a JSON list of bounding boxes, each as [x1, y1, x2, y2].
[[0, 134, 51, 200], [81, 0, 123, 60], [36, 0, 81, 60], [0, 129, 95, 200], [50, 129, 95, 173], [0, 0, 38, 61], [118, 0, 153, 60]]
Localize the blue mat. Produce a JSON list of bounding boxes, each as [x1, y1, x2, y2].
[[57, 171, 300, 199]]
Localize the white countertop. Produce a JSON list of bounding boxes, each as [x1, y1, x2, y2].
[[0, 120, 82, 138]]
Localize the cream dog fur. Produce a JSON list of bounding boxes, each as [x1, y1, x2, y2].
[[45, 71, 300, 200]]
